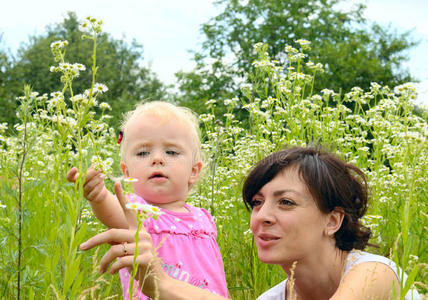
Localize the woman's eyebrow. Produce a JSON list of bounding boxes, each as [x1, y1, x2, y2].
[[254, 189, 299, 198], [273, 189, 299, 197], [253, 191, 264, 197]]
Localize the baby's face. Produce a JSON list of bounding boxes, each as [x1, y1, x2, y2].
[[121, 114, 201, 210]]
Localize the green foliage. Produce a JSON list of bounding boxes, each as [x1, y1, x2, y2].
[[1, 12, 167, 128], [189, 43, 427, 298], [0, 17, 123, 298], [0, 35, 20, 127], [176, 0, 417, 117], [0, 15, 426, 299]]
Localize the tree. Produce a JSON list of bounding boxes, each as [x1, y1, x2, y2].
[[0, 35, 20, 126], [1, 12, 167, 128], [175, 0, 417, 115]]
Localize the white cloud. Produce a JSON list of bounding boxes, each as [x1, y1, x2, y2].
[[415, 80, 428, 107], [0, 0, 219, 84]]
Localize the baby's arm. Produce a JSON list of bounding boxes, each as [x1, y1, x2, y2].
[[66, 166, 128, 229]]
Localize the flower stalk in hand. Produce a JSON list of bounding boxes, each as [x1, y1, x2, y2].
[[123, 177, 163, 298]]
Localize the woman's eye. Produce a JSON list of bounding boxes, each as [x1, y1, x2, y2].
[[280, 198, 294, 206], [252, 199, 263, 207]]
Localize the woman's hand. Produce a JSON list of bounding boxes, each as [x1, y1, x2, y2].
[[80, 227, 162, 297], [79, 182, 162, 297], [80, 183, 228, 300]]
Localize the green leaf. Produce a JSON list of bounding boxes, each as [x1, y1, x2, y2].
[[63, 256, 81, 294]]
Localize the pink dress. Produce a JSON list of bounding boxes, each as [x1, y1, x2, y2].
[[119, 194, 228, 299]]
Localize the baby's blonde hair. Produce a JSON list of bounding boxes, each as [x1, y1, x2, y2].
[[120, 101, 201, 163]]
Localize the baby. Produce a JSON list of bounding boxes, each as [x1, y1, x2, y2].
[[67, 101, 228, 299]]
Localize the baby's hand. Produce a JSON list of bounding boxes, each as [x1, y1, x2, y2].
[[66, 166, 109, 203]]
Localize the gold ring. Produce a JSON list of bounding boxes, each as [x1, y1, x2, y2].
[[122, 242, 128, 256]]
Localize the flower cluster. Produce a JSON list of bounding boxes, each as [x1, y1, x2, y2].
[[50, 62, 86, 80], [79, 16, 103, 35], [126, 202, 164, 220], [194, 42, 427, 285]]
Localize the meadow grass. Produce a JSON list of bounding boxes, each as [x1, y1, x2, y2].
[[0, 19, 426, 299]]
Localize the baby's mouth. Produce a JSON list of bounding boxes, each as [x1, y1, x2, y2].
[[149, 172, 167, 179]]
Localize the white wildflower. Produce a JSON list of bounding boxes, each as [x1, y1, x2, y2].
[[205, 99, 216, 105], [253, 42, 263, 49], [99, 102, 111, 110], [296, 39, 310, 46], [73, 63, 86, 71], [124, 177, 138, 183], [93, 83, 108, 94]]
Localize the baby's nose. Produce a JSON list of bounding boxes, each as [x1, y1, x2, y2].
[[151, 151, 165, 166]]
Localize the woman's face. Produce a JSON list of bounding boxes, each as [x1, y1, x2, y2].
[[250, 167, 331, 268]]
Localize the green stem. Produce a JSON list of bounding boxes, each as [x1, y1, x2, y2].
[[16, 88, 31, 299], [129, 216, 143, 299]]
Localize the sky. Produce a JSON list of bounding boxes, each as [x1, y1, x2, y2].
[[1, 0, 427, 106]]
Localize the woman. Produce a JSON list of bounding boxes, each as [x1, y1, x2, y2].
[[80, 146, 421, 299]]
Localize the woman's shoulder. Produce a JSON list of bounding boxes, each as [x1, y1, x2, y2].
[[343, 250, 400, 287], [345, 250, 396, 273], [341, 250, 422, 300], [256, 279, 287, 300]]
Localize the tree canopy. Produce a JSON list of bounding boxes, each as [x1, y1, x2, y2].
[[175, 0, 417, 115], [0, 12, 167, 128]]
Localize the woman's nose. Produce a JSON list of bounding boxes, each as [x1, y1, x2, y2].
[[255, 202, 275, 225]]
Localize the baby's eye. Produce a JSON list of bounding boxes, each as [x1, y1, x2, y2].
[[166, 150, 179, 156], [137, 151, 149, 157]]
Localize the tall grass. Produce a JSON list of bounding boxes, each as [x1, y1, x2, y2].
[[193, 42, 427, 298], [0, 19, 426, 299]]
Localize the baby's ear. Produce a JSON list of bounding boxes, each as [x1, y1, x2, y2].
[[120, 161, 129, 177], [189, 161, 203, 186]]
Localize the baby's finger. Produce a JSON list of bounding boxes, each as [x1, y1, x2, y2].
[[114, 182, 138, 229], [66, 167, 79, 183], [83, 173, 103, 193], [84, 180, 104, 201], [84, 166, 102, 183]]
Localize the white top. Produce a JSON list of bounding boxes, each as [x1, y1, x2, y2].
[[257, 250, 421, 300]]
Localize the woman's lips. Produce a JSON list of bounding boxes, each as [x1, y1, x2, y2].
[[256, 233, 280, 247]]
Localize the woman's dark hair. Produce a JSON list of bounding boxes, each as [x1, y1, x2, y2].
[[243, 146, 371, 251]]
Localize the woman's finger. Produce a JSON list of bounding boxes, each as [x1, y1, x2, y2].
[[99, 238, 154, 274], [110, 250, 162, 297], [99, 242, 136, 273], [109, 255, 135, 274], [114, 182, 138, 229], [80, 228, 135, 251], [109, 250, 157, 274]]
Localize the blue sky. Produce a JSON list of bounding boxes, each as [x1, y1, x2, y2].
[[1, 0, 427, 105]]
